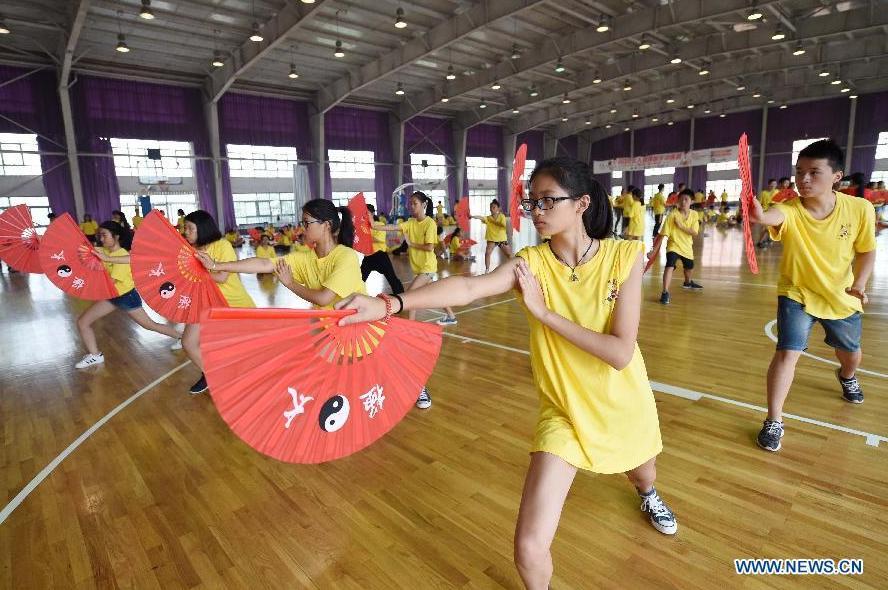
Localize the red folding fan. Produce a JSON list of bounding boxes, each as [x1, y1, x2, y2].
[[455, 197, 471, 234], [130, 210, 228, 324], [200, 307, 443, 464], [772, 188, 798, 203], [737, 133, 759, 274], [347, 192, 374, 256], [38, 213, 118, 300], [643, 234, 665, 275], [510, 143, 527, 231], [0, 205, 42, 273]]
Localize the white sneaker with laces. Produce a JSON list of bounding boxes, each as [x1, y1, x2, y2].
[[640, 488, 678, 535], [75, 353, 105, 369], [415, 387, 432, 409], [436, 315, 458, 326], [170, 339, 183, 351]]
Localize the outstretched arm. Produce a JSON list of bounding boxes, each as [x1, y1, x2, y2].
[[748, 195, 785, 227]]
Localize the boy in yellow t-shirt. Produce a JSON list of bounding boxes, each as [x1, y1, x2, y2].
[[748, 139, 876, 452], [131, 208, 143, 230], [651, 184, 667, 237], [655, 189, 701, 304]]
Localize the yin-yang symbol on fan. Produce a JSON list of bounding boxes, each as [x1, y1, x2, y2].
[[318, 395, 350, 432], [158, 281, 176, 299], [56, 265, 72, 278]]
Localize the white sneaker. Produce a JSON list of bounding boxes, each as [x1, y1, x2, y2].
[[436, 315, 458, 326], [170, 338, 183, 351], [75, 353, 104, 369], [415, 387, 432, 409]]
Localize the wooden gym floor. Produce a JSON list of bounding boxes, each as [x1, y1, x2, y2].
[[1, 218, 887, 589]]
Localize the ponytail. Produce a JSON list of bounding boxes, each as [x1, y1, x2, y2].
[[336, 206, 355, 247], [411, 191, 434, 217], [99, 220, 133, 250], [302, 198, 355, 248], [528, 157, 613, 240]]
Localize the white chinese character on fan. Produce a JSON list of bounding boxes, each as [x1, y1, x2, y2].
[[177, 295, 192, 309], [359, 384, 385, 418], [51, 250, 65, 261], [148, 262, 165, 277], [283, 387, 314, 428], [72, 277, 85, 289]]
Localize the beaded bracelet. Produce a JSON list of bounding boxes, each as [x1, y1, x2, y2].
[[377, 294, 393, 320]]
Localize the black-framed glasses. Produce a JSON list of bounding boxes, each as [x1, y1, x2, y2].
[[298, 219, 323, 229], [520, 196, 576, 212]]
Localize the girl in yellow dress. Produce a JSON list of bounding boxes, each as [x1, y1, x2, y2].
[[181, 210, 255, 395], [72, 221, 182, 369], [471, 199, 513, 272], [337, 157, 677, 589]]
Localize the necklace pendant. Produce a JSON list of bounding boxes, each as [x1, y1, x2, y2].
[[569, 273, 579, 282]]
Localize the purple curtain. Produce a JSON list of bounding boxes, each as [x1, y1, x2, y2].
[[0, 66, 77, 216], [77, 137, 120, 223], [467, 123, 505, 201], [219, 92, 313, 221], [695, 111, 761, 150], [517, 130, 544, 162], [589, 131, 632, 192], [673, 167, 689, 188], [556, 135, 578, 159], [633, 120, 691, 155], [690, 166, 707, 192], [325, 106, 394, 212], [71, 76, 220, 223], [763, 154, 792, 185], [852, 91, 888, 181], [766, 98, 850, 155], [404, 116, 458, 206]]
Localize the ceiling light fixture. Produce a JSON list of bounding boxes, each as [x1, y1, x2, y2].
[[747, 2, 764, 21], [479, 100, 487, 109], [394, 7, 407, 29], [139, 0, 155, 20], [592, 71, 602, 84], [562, 93, 571, 104], [491, 81, 501, 90], [596, 15, 610, 33], [288, 64, 299, 79], [792, 43, 806, 56], [395, 82, 405, 95], [115, 33, 130, 53], [771, 27, 786, 41], [334, 39, 345, 58], [510, 43, 521, 59], [529, 86, 539, 97], [638, 34, 650, 51], [554, 58, 565, 73], [211, 50, 224, 68], [446, 65, 456, 80], [249, 22, 263, 42]]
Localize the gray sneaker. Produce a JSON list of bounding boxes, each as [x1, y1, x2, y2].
[[756, 419, 784, 452], [836, 369, 864, 404], [659, 291, 670, 305]]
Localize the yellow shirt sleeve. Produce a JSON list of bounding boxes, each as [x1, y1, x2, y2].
[[206, 239, 255, 308], [283, 246, 366, 307], [102, 248, 135, 295]]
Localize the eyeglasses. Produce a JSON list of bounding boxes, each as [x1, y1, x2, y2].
[[298, 219, 323, 229], [519, 196, 576, 212]]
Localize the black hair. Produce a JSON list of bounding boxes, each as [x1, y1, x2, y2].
[[302, 198, 355, 247], [111, 210, 130, 230], [366, 203, 376, 214], [184, 210, 223, 247], [528, 157, 613, 240], [679, 188, 694, 198], [436, 224, 444, 236], [778, 176, 790, 184], [410, 191, 434, 217], [83, 214, 92, 221], [177, 208, 185, 216], [657, 183, 664, 191], [452, 227, 461, 237], [632, 187, 644, 203], [797, 138, 845, 172], [490, 199, 501, 211], [768, 178, 777, 183], [99, 220, 132, 250]]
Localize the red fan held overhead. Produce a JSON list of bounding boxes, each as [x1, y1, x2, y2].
[[38, 213, 117, 300], [455, 197, 471, 234], [737, 133, 759, 274], [200, 308, 443, 464], [347, 192, 374, 256], [0, 205, 42, 273], [130, 210, 228, 324], [510, 143, 527, 231]]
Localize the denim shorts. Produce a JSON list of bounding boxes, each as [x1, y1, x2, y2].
[[776, 296, 861, 352], [109, 289, 143, 311]]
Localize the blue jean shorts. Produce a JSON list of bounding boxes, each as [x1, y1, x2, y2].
[[109, 289, 143, 311], [776, 296, 861, 352]]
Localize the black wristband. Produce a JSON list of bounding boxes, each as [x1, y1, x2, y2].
[[392, 294, 404, 314]]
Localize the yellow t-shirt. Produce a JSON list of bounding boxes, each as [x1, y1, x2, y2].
[[279, 233, 292, 247], [225, 231, 238, 244], [378, 215, 388, 225], [204, 239, 255, 308], [483, 212, 508, 243], [768, 192, 876, 319], [436, 203, 444, 218], [80, 221, 98, 236], [516, 240, 662, 474], [290, 243, 311, 253], [102, 247, 135, 296], [177, 216, 186, 233], [717, 212, 729, 224], [720, 191, 729, 203], [371, 221, 387, 253], [651, 193, 666, 215], [660, 209, 700, 260], [760, 189, 776, 209], [255, 244, 276, 259], [612, 194, 624, 210], [626, 200, 645, 237], [399, 217, 438, 274], [694, 192, 705, 203], [132, 216, 143, 230], [449, 236, 461, 253], [279, 244, 366, 309]]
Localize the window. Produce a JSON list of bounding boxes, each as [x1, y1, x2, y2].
[[645, 166, 676, 176], [875, 131, 888, 160], [328, 149, 375, 178], [331, 191, 377, 210], [410, 153, 447, 180], [468, 189, 498, 215], [871, 171, 888, 184], [644, 183, 673, 199], [110, 138, 193, 178], [644, 167, 674, 198], [705, 161, 738, 172], [466, 156, 498, 181], [705, 179, 742, 199], [0, 133, 41, 176], [521, 159, 536, 182], [611, 170, 624, 197], [120, 192, 199, 222], [231, 192, 297, 227], [227, 144, 297, 178], [0, 196, 51, 227]]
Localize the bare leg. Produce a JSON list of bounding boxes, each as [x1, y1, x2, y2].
[[182, 323, 203, 370], [766, 350, 803, 421], [406, 273, 433, 321], [484, 242, 495, 273], [126, 308, 182, 339], [625, 456, 656, 493], [662, 267, 674, 293], [835, 348, 862, 380], [76, 300, 117, 355], [514, 452, 577, 590], [683, 268, 692, 283]]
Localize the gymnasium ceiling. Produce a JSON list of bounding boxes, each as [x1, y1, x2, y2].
[[2, 0, 887, 142]]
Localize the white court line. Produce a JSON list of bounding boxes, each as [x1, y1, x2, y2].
[[0, 361, 191, 526], [763, 320, 888, 379], [442, 331, 888, 448]]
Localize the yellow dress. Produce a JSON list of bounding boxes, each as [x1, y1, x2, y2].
[[204, 239, 255, 308], [516, 239, 662, 473]]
